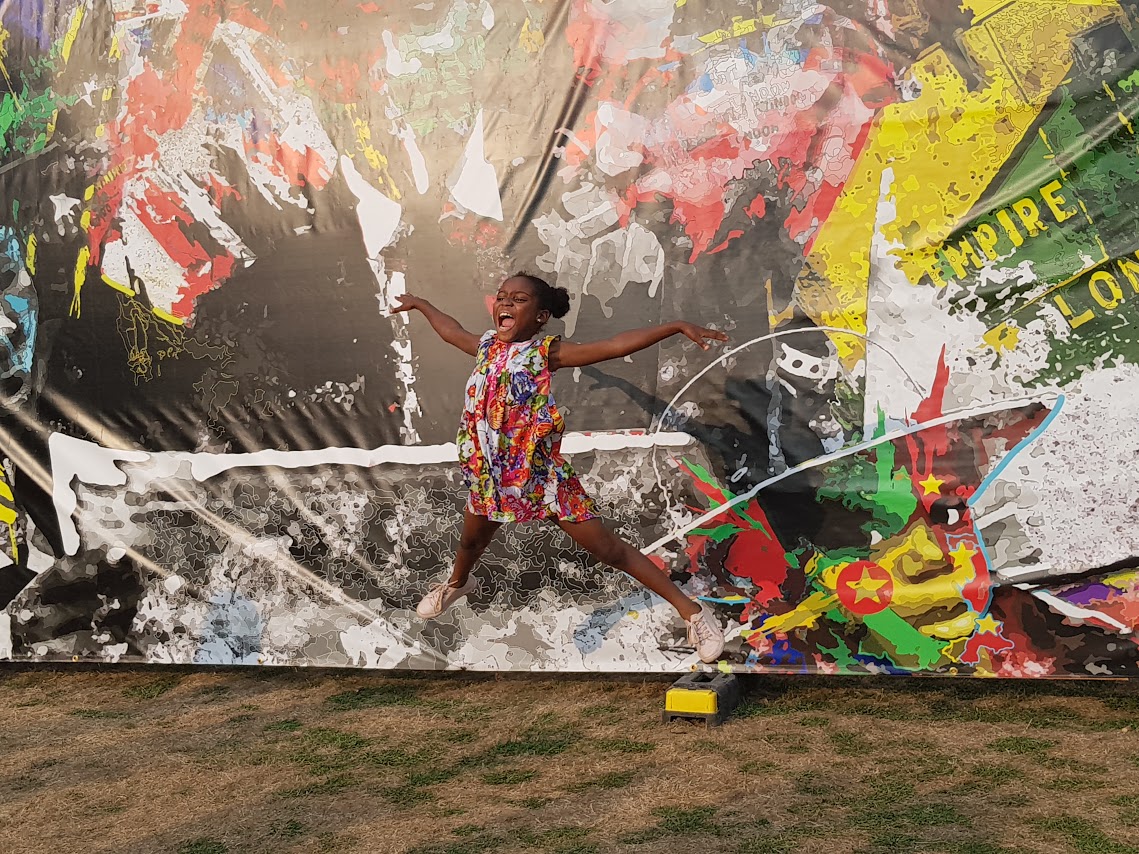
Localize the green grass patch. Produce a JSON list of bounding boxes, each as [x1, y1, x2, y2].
[[1034, 815, 1139, 853], [986, 736, 1055, 755], [269, 819, 306, 840], [478, 723, 581, 762], [275, 775, 355, 799], [406, 767, 462, 787], [895, 803, 968, 827], [263, 719, 302, 733], [512, 796, 552, 810], [969, 764, 1024, 785], [177, 839, 228, 854], [426, 700, 493, 722], [406, 835, 503, 854], [123, 677, 180, 700], [566, 770, 636, 792], [829, 730, 872, 756], [325, 683, 422, 710], [366, 747, 431, 769], [513, 826, 593, 847], [195, 686, 231, 703], [654, 805, 722, 835], [303, 727, 370, 750], [793, 771, 842, 800], [481, 769, 537, 785], [1043, 776, 1106, 791]]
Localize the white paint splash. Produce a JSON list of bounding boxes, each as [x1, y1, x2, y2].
[[447, 109, 503, 220], [340, 154, 422, 442], [49, 433, 149, 555], [340, 155, 403, 276], [383, 30, 423, 76], [0, 611, 11, 660], [580, 0, 677, 63], [396, 125, 431, 194], [49, 431, 695, 557], [594, 102, 648, 177]]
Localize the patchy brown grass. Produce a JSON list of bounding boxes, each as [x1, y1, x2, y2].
[[1, 668, 1138, 854]]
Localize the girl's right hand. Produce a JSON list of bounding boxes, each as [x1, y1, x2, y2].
[[391, 294, 424, 313]]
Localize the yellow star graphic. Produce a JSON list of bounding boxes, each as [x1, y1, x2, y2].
[[919, 474, 944, 495], [851, 567, 890, 603], [948, 542, 977, 566], [975, 614, 1001, 635]]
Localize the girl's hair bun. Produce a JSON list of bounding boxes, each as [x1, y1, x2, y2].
[[512, 273, 571, 319]]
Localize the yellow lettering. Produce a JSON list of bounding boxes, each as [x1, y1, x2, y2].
[[1013, 198, 1047, 236], [1040, 179, 1076, 223], [920, 254, 947, 287], [1117, 254, 1139, 293], [995, 209, 1024, 248], [1088, 270, 1123, 310], [973, 223, 999, 260], [942, 238, 983, 279], [1053, 294, 1094, 328]]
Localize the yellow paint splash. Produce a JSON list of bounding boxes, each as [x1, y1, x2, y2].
[[61, 2, 86, 64], [983, 321, 1020, 352], [792, 1, 1121, 369], [345, 104, 401, 199], [71, 246, 90, 318], [0, 468, 16, 563], [520, 17, 545, 53], [0, 23, 17, 107]]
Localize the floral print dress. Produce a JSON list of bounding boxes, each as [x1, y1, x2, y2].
[[457, 331, 597, 523]]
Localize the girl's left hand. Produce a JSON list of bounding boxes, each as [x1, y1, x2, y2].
[[677, 322, 729, 351]]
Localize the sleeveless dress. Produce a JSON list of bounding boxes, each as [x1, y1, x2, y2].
[[457, 331, 597, 523]]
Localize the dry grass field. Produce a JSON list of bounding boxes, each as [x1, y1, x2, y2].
[[3, 667, 1139, 854]]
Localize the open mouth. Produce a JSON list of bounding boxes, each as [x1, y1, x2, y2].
[[497, 312, 515, 332]]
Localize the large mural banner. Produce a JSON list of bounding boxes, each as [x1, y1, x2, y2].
[[3, 0, 1139, 675]]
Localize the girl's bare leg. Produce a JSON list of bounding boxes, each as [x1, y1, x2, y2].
[[447, 510, 501, 587], [556, 517, 700, 620]]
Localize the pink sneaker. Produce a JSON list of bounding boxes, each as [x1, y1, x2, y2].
[[685, 602, 725, 663], [416, 576, 477, 619]]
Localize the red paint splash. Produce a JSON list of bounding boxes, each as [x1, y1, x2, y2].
[[568, 5, 896, 264], [724, 528, 788, 607], [84, 0, 342, 321]]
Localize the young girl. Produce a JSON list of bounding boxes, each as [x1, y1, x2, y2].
[[391, 274, 727, 663]]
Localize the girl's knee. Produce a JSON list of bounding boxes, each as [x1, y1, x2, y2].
[[459, 529, 495, 553]]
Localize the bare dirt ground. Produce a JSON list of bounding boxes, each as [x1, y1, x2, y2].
[[2, 667, 1138, 854]]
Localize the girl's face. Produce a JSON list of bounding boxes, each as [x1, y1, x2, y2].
[[493, 277, 549, 342]]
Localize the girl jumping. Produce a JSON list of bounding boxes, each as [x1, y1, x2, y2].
[[392, 274, 727, 663]]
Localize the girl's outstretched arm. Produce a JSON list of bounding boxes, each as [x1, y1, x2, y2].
[[391, 294, 481, 356], [550, 321, 727, 370]]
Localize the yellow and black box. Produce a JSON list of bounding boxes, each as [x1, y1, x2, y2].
[[663, 671, 741, 727]]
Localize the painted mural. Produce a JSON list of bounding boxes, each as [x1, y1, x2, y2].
[[3, 0, 1139, 675]]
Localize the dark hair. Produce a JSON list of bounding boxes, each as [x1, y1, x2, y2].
[[511, 272, 570, 320]]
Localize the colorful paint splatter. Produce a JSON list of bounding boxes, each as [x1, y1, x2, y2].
[[3, 0, 1139, 676]]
